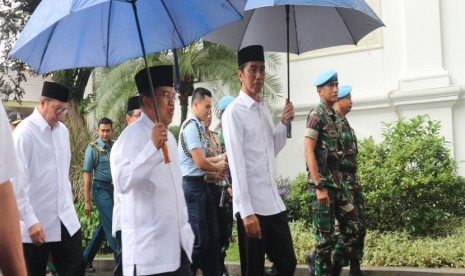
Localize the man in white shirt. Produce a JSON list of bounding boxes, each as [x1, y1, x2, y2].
[[222, 45, 297, 276], [0, 103, 27, 275], [112, 95, 141, 276], [110, 66, 194, 276], [11, 81, 85, 275]]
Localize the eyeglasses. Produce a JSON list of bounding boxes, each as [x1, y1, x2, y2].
[[160, 92, 177, 102], [46, 101, 68, 115], [157, 92, 177, 103], [131, 113, 141, 119]]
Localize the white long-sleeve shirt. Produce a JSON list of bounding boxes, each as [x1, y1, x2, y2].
[[110, 113, 194, 276], [0, 104, 20, 184], [11, 108, 80, 243], [223, 91, 287, 218]]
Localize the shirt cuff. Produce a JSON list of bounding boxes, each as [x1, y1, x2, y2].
[[239, 202, 255, 219], [24, 213, 39, 231]]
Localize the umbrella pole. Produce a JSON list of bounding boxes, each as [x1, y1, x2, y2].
[[285, 5, 292, 138], [131, 0, 171, 163]]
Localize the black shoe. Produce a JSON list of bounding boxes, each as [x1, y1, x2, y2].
[[349, 259, 364, 276], [305, 251, 316, 276], [264, 266, 279, 276], [221, 265, 231, 276], [349, 271, 364, 276], [85, 263, 96, 273]]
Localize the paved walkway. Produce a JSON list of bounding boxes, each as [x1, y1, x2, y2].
[[88, 259, 465, 276]]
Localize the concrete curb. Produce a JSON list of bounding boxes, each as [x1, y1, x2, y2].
[[92, 259, 465, 275]]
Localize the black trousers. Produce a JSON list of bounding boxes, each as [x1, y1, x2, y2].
[[138, 250, 190, 276], [114, 230, 123, 276], [23, 222, 85, 276], [236, 211, 297, 276], [208, 183, 233, 271]]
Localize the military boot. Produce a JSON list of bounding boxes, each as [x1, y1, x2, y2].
[[349, 259, 364, 276], [305, 251, 316, 276]]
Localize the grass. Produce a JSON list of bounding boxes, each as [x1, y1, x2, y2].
[[223, 220, 465, 268]]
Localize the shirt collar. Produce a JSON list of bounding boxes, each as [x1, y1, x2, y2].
[[140, 112, 155, 129], [31, 107, 54, 132], [320, 101, 336, 116], [239, 91, 261, 109], [186, 112, 205, 131], [96, 138, 112, 148], [187, 112, 200, 123]]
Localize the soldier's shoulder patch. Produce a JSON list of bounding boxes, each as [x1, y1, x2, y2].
[[305, 128, 319, 140]]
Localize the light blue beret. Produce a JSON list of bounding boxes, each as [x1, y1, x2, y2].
[[338, 85, 352, 99], [218, 96, 235, 112], [314, 70, 338, 87]]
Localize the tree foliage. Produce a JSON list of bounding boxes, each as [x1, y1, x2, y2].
[[0, 0, 40, 101], [87, 41, 283, 126]]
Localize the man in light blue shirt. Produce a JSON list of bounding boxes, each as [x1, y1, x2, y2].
[[178, 87, 228, 276], [82, 117, 117, 272]]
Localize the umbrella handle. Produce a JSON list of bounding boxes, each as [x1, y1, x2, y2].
[[162, 143, 171, 164], [287, 119, 292, 138], [131, 0, 170, 163]]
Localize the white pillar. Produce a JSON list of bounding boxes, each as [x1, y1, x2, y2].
[[399, 0, 449, 91]]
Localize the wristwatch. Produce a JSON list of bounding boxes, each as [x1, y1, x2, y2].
[[314, 182, 324, 190]]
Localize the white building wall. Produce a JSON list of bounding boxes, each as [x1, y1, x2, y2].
[[274, 0, 465, 178]]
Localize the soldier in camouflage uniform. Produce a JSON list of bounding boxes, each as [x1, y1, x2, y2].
[[204, 110, 233, 276], [215, 96, 235, 148], [333, 85, 366, 276], [304, 70, 360, 276]]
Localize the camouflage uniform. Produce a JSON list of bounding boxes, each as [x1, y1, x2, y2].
[[214, 121, 226, 151], [306, 102, 360, 276], [334, 113, 366, 264], [205, 129, 233, 274]]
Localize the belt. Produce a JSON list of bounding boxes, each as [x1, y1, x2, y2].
[[183, 175, 205, 180], [340, 167, 356, 174], [93, 179, 113, 186]]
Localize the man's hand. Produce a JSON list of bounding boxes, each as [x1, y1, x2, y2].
[[85, 201, 92, 216], [151, 123, 168, 150], [29, 223, 46, 246], [243, 214, 262, 239], [227, 187, 233, 198], [281, 99, 295, 125], [316, 189, 330, 205], [218, 170, 229, 179], [215, 160, 228, 172]]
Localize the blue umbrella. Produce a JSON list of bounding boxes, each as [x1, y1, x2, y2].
[[204, 0, 384, 137], [10, 0, 245, 74], [10, 0, 245, 162]]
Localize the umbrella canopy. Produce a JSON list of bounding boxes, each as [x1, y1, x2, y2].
[[205, 0, 383, 54], [204, 0, 383, 138], [10, 0, 245, 74]]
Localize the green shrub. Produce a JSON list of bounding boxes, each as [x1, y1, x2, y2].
[[169, 125, 180, 142], [363, 222, 465, 268], [358, 115, 465, 235], [75, 201, 100, 247], [289, 220, 314, 264], [227, 220, 465, 267], [277, 174, 312, 225]]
